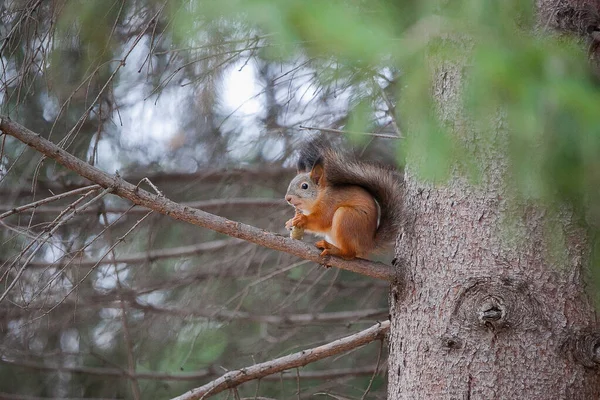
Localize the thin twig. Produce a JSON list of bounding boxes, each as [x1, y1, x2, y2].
[[129, 303, 388, 325], [0, 187, 111, 303], [0, 185, 101, 219], [15, 239, 246, 268], [102, 211, 142, 400], [0, 0, 45, 55], [0, 358, 211, 381], [28, 211, 153, 321], [374, 79, 403, 138], [135, 177, 163, 196], [1, 169, 293, 198], [0, 358, 383, 382], [0, 198, 286, 215], [299, 125, 400, 139], [117, 286, 142, 399], [296, 368, 300, 400], [253, 379, 261, 400], [51, 3, 168, 152], [361, 339, 384, 400], [23, 204, 138, 306]]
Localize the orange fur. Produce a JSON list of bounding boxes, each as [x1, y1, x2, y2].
[[287, 182, 378, 259], [285, 142, 402, 260]]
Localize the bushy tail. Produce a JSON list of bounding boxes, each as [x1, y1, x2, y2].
[[297, 139, 404, 248]]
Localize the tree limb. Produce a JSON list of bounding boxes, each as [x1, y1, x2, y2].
[[0, 358, 383, 382], [128, 302, 389, 325], [0, 393, 116, 400], [0, 117, 396, 282], [0, 358, 212, 381], [10, 239, 246, 268], [0, 170, 294, 198], [170, 320, 390, 400], [0, 198, 286, 216], [0, 184, 101, 218], [0, 187, 112, 303], [299, 125, 400, 139]]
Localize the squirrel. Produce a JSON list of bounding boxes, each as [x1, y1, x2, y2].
[[285, 139, 403, 260]]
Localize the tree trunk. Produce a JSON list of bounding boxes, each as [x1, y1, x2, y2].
[[387, 16, 600, 399], [389, 174, 600, 398]]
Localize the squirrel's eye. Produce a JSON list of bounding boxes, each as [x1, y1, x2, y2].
[[301, 183, 309, 190]]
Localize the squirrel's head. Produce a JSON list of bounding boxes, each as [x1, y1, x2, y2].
[[285, 165, 324, 214]]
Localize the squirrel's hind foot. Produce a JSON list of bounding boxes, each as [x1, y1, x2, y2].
[[315, 240, 356, 260]]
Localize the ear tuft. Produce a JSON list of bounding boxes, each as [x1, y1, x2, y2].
[[296, 138, 326, 173], [310, 164, 325, 186]]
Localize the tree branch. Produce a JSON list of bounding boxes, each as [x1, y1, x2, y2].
[[1, 291, 387, 325], [299, 125, 400, 139], [0, 198, 286, 216], [0, 358, 212, 381], [0, 187, 112, 303], [128, 302, 389, 325], [0, 184, 101, 218], [11, 239, 246, 268], [0, 358, 384, 382], [170, 320, 390, 400], [0, 170, 294, 197], [0, 393, 116, 400], [0, 117, 396, 282]]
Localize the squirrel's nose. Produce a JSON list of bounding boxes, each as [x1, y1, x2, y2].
[[285, 195, 292, 203]]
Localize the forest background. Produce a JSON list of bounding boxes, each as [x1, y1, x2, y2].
[[2, 0, 600, 399]]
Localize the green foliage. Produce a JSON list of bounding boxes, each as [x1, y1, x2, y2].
[[51, 0, 122, 98], [210, 0, 600, 244], [205, 0, 600, 216], [346, 99, 371, 142], [157, 324, 227, 371]]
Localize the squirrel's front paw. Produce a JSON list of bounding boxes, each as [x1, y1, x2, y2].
[[285, 218, 294, 230], [291, 214, 307, 228]]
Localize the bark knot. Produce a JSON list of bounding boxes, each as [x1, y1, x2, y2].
[[477, 297, 506, 328], [562, 329, 600, 369], [449, 276, 546, 334]]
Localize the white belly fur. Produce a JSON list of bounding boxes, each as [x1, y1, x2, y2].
[[304, 229, 338, 247]]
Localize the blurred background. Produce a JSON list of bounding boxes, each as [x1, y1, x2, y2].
[[3, 0, 600, 398], [0, 0, 401, 398]]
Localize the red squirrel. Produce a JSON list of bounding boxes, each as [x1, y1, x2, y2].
[[285, 140, 403, 259]]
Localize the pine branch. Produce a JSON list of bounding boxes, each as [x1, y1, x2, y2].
[[0, 117, 396, 282], [0, 198, 286, 215], [299, 125, 400, 139], [0, 358, 383, 382], [0, 393, 116, 400], [9, 239, 246, 268], [127, 302, 389, 325], [0, 184, 101, 218], [0, 170, 294, 198], [0, 187, 112, 303], [170, 320, 390, 400], [0, 358, 212, 381]]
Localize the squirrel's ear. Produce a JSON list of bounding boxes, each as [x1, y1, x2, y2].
[[310, 164, 325, 186]]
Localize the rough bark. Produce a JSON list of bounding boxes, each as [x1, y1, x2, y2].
[[389, 173, 600, 398], [387, 15, 600, 400]]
